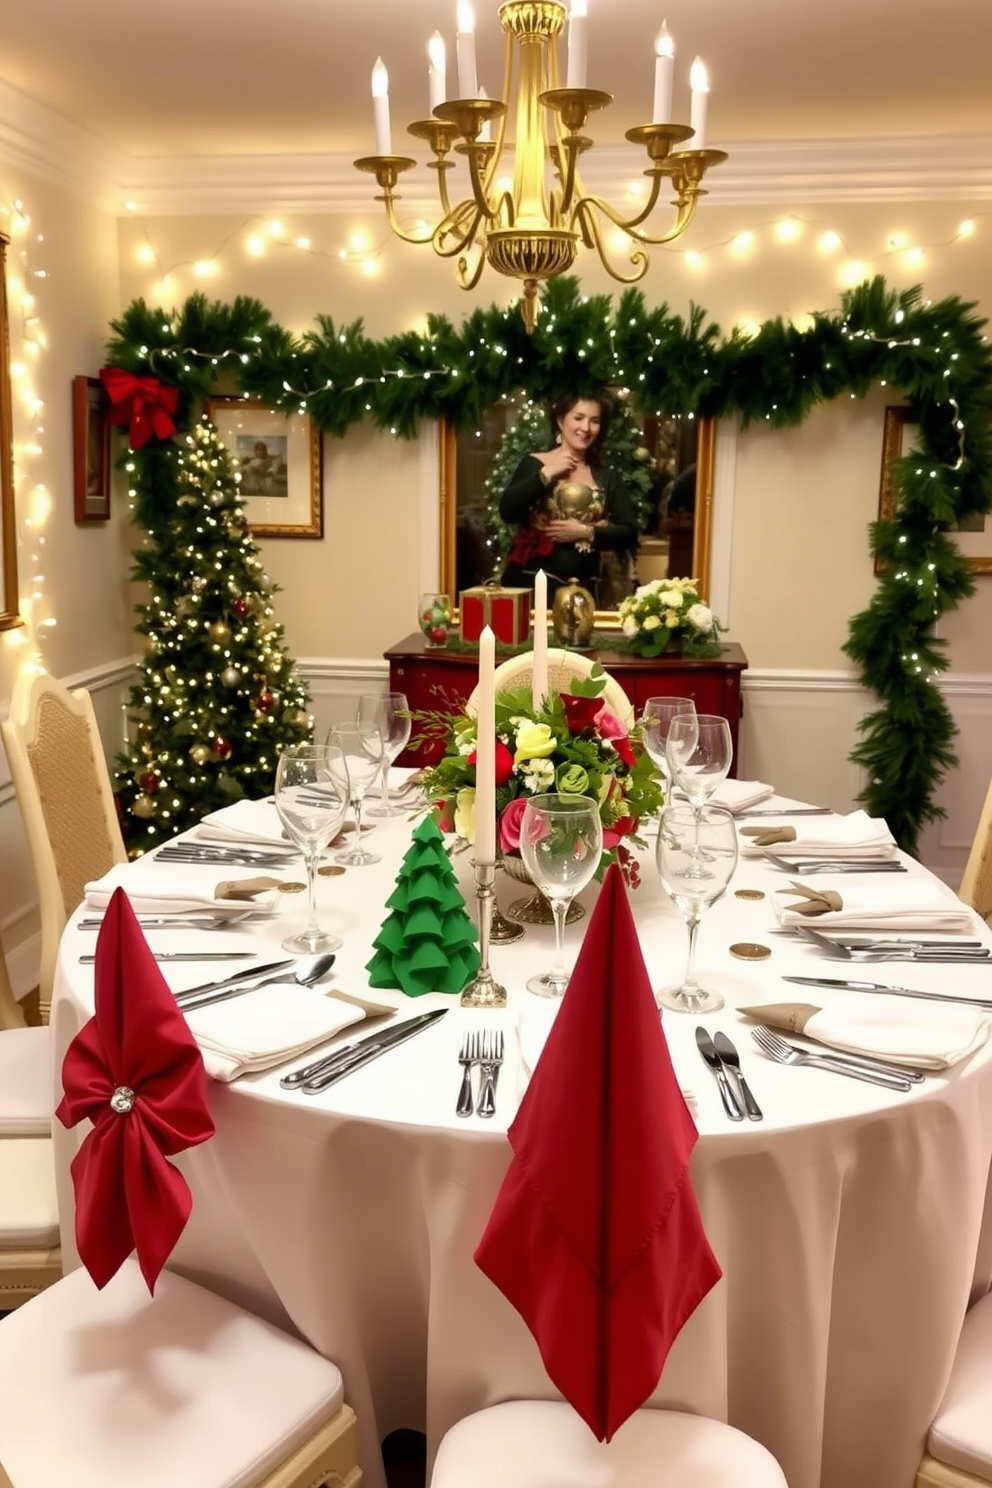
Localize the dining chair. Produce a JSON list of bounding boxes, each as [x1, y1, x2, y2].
[[465, 648, 635, 726], [1, 670, 127, 1024], [960, 770, 992, 923], [916, 1289, 992, 1488], [0, 1257, 362, 1487], [429, 1400, 789, 1487]]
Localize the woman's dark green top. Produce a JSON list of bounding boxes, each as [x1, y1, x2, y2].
[[499, 455, 638, 597]]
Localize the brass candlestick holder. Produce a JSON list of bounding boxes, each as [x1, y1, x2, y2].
[[461, 861, 508, 1008]]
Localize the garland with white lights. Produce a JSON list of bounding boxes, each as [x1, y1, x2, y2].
[[104, 273, 992, 853]]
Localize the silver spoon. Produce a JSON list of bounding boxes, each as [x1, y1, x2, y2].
[[176, 952, 337, 1012]]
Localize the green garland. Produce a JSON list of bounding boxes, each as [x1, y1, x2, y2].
[[105, 274, 992, 854]]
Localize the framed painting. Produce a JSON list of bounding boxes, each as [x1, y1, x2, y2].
[[72, 375, 111, 521], [207, 396, 323, 538], [877, 404, 991, 574], [0, 232, 21, 630]]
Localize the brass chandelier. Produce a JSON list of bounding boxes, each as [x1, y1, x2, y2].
[[355, 0, 726, 332]]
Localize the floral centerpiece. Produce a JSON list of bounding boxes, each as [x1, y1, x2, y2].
[[617, 576, 723, 658], [417, 669, 664, 885]]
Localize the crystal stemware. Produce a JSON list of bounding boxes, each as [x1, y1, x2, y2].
[[359, 691, 412, 818], [641, 695, 697, 794], [655, 802, 739, 1013], [273, 744, 350, 955], [519, 793, 603, 998], [665, 712, 733, 876], [326, 722, 384, 866]]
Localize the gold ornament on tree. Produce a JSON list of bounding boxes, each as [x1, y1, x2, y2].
[[132, 794, 156, 819], [221, 666, 240, 687], [207, 621, 231, 644], [189, 744, 211, 766]]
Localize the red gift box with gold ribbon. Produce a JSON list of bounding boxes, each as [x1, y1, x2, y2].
[[460, 583, 531, 646]]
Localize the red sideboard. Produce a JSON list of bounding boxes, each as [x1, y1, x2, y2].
[[384, 633, 748, 773]]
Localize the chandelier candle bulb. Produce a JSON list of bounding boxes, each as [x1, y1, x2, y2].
[[478, 86, 493, 142], [652, 21, 674, 123], [428, 32, 447, 111], [532, 569, 549, 708], [566, 0, 588, 90], [456, 0, 479, 99], [475, 625, 497, 868], [688, 56, 709, 150], [371, 57, 392, 155]]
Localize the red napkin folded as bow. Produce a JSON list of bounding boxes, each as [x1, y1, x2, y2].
[[475, 863, 721, 1441], [56, 887, 216, 1292]]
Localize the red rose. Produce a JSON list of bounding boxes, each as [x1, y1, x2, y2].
[[561, 693, 604, 734], [435, 799, 456, 834], [602, 814, 636, 850], [469, 739, 514, 787]]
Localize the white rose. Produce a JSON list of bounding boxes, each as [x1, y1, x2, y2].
[[621, 615, 639, 638], [686, 602, 714, 632], [634, 584, 653, 600], [658, 590, 683, 609], [643, 615, 661, 631]]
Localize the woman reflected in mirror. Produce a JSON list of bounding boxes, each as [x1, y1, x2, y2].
[[498, 391, 638, 602]]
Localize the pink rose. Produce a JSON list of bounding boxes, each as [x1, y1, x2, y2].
[[597, 707, 636, 767], [499, 796, 527, 854]]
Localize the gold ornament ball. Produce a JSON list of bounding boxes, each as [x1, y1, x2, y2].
[[291, 708, 310, 730], [132, 794, 156, 819], [208, 491, 225, 507], [634, 446, 651, 463], [208, 621, 231, 644], [221, 666, 240, 687], [190, 744, 211, 765], [191, 576, 207, 593]]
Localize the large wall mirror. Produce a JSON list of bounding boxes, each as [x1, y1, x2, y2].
[[438, 400, 716, 623]]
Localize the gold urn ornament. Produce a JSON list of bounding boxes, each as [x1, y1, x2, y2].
[[552, 579, 596, 648], [551, 481, 603, 523]]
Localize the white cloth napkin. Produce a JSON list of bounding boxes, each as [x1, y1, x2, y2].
[[805, 994, 992, 1071], [196, 798, 293, 849], [184, 985, 370, 1081], [741, 809, 896, 858], [710, 779, 776, 813], [771, 879, 975, 932], [84, 862, 280, 916], [516, 1001, 696, 1109]]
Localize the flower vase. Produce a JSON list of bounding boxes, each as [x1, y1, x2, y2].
[[502, 851, 585, 927]]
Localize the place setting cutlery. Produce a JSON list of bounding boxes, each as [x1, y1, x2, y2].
[[769, 929, 985, 951], [79, 950, 259, 965], [737, 807, 835, 818], [174, 953, 336, 1012], [76, 909, 265, 932], [795, 925, 991, 963], [694, 1027, 763, 1121], [761, 852, 907, 874], [155, 845, 297, 868], [781, 973, 992, 1012], [750, 1025, 915, 1091], [454, 1030, 505, 1118], [279, 1007, 449, 1094]]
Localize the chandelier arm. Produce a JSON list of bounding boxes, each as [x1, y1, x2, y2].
[[433, 161, 455, 219], [456, 249, 488, 292], [570, 189, 698, 247], [572, 200, 650, 284], [464, 144, 501, 222], [433, 201, 487, 259], [381, 196, 443, 247]]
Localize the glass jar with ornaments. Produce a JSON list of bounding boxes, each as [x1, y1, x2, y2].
[[419, 593, 452, 648]]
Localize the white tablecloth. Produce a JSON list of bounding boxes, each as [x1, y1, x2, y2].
[[50, 802, 992, 1488]]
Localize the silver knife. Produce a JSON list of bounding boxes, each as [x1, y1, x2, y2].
[[79, 951, 258, 964], [174, 957, 297, 998], [783, 975, 992, 1011], [737, 807, 834, 817], [713, 1031, 763, 1119], [695, 1027, 744, 1120], [281, 1009, 448, 1092]]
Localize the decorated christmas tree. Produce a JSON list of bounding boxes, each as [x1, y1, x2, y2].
[[366, 817, 480, 996], [114, 418, 312, 853]]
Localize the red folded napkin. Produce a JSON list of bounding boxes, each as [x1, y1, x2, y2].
[[56, 887, 216, 1292], [475, 863, 721, 1440]]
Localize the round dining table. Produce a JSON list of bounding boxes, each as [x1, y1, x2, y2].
[[50, 798, 992, 1488]]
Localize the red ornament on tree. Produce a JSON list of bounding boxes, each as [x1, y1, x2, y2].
[[256, 691, 276, 713], [231, 598, 249, 619], [138, 771, 160, 794], [213, 738, 232, 761]]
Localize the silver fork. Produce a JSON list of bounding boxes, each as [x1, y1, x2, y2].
[[762, 852, 906, 874], [751, 1026, 913, 1090], [797, 925, 990, 962], [477, 1029, 505, 1119], [456, 1031, 478, 1118]]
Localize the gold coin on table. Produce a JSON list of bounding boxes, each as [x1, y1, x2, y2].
[[729, 941, 772, 961], [277, 881, 307, 894], [318, 865, 346, 877], [735, 888, 766, 901]]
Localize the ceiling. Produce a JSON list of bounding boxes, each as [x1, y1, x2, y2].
[[1, 0, 991, 167]]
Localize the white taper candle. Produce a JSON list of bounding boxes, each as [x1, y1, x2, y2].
[[428, 32, 447, 112], [566, 0, 588, 89], [371, 57, 392, 155], [456, 0, 478, 98], [652, 22, 674, 123], [688, 56, 709, 150], [532, 570, 549, 709], [475, 625, 496, 867]]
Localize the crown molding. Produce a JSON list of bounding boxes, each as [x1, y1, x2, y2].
[[1, 74, 991, 215]]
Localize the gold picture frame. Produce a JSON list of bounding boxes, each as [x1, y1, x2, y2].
[[72, 375, 111, 522], [0, 232, 22, 631], [878, 405, 991, 575], [438, 408, 716, 621], [207, 396, 323, 538]]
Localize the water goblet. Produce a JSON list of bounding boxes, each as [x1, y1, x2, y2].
[[641, 696, 697, 794], [655, 802, 739, 1013], [666, 713, 733, 877], [359, 691, 412, 818], [327, 722, 384, 866], [273, 744, 349, 955], [519, 793, 603, 998]]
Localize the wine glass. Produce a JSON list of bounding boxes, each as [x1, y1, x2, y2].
[[326, 722, 384, 866], [655, 802, 739, 1013], [359, 692, 412, 818], [665, 713, 733, 876], [641, 696, 697, 792], [273, 744, 350, 955], [519, 794, 603, 998]]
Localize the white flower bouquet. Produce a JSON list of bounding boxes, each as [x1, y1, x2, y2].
[[617, 576, 723, 658]]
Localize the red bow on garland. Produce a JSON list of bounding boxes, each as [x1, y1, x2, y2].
[[99, 367, 179, 449]]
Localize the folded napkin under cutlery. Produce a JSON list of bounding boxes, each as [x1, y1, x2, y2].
[[84, 862, 281, 916], [740, 996, 992, 1071], [740, 809, 896, 857], [709, 779, 775, 813], [195, 797, 298, 850], [184, 985, 396, 1081], [771, 878, 975, 933]]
